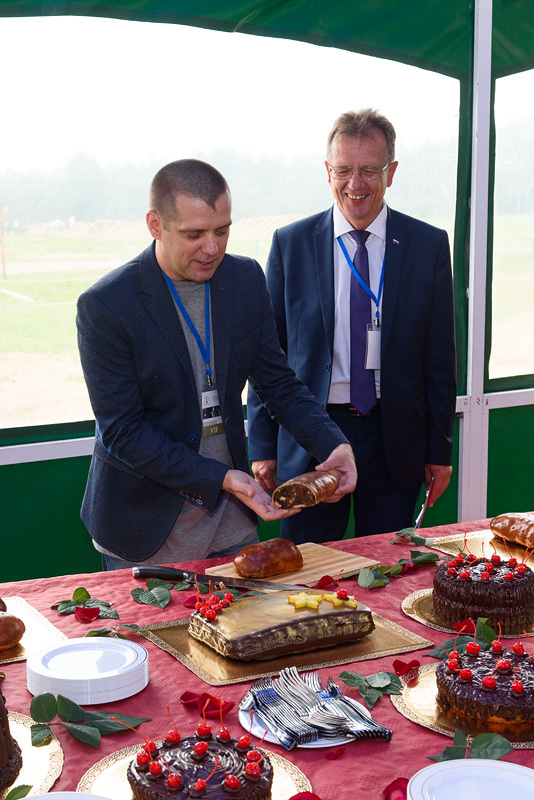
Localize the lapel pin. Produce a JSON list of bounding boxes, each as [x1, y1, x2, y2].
[[393, 238, 399, 245]]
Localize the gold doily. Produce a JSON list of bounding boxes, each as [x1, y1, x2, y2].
[[1, 712, 63, 799], [77, 743, 311, 798], [391, 663, 534, 748]]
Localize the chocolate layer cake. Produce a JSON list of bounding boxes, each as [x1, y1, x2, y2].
[[436, 648, 534, 727], [188, 590, 374, 661], [0, 693, 22, 791], [433, 557, 534, 634], [127, 734, 273, 800]]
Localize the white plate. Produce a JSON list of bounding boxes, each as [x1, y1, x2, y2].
[[408, 759, 534, 800], [238, 695, 371, 749], [27, 637, 149, 704]]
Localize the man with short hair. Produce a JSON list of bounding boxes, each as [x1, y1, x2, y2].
[[247, 109, 456, 543], [77, 159, 356, 569]]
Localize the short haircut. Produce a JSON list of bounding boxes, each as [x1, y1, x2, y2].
[[149, 159, 230, 227], [326, 109, 396, 163]]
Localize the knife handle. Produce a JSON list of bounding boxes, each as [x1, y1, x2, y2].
[[132, 565, 188, 581]]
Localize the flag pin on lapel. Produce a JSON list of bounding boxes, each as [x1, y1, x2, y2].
[[393, 238, 400, 244]]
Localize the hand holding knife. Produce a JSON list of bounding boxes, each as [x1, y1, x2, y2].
[[414, 476, 435, 529]]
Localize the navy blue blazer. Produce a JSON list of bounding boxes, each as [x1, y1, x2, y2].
[[77, 242, 347, 561], [247, 206, 456, 488]]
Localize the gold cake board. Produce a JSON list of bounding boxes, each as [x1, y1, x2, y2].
[[429, 529, 527, 560], [77, 744, 311, 798], [142, 613, 433, 685], [401, 587, 534, 639], [391, 663, 534, 748]]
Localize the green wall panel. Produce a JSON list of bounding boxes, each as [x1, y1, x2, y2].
[[487, 405, 534, 517], [0, 456, 101, 582]]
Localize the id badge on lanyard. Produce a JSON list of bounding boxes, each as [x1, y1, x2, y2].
[[202, 388, 225, 437]]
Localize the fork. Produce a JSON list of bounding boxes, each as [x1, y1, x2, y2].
[[239, 688, 298, 750], [249, 678, 319, 746]]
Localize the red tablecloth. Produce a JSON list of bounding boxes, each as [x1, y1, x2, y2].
[[1, 518, 533, 799]]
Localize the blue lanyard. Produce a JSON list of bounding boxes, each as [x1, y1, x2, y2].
[[337, 235, 385, 327], [162, 271, 212, 385]]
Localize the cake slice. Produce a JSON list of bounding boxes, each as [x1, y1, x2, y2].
[[0, 693, 22, 791]]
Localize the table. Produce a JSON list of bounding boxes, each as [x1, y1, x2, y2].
[[1, 517, 533, 800]]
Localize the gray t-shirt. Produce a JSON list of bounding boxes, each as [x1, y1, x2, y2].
[[95, 278, 256, 563]]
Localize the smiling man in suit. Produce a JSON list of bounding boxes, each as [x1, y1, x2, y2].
[[247, 109, 456, 543], [77, 159, 356, 569]]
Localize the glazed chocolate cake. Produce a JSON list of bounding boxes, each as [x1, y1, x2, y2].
[[0, 693, 22, 791], [436, 648, 534, 727], [433, 556, 534, 634], [188, 590, 374, 661], [126, 733, 273, 800]]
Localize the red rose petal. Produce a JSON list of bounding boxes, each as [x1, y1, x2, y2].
[[74, 606, 100, 622], [288, 794, 322, 800], [183, 594, 199, 608], [179, 690, 234, 718], [453, 619, 475, 634], [324, 745, 345, 760], [382, 776, 409, 799], [392, 659, 419, 676]]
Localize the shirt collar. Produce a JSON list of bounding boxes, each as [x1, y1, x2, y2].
[[333, 200, 387, 241]]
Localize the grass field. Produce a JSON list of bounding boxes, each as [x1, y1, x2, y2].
[[1, 214, 533, 429]]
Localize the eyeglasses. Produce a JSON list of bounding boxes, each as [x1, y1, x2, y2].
[[327, 163, 390, 181]]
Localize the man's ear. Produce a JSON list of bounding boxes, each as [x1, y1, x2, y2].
[[146, 210, 162, 240]]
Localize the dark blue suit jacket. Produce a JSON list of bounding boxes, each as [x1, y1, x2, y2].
[[77, 242, 347, 561], [247, 206, 456, 488]]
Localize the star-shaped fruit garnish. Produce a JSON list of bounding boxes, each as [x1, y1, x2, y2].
[[288, 592, 322, 610]]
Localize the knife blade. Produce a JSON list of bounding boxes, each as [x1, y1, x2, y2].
[[414, 476, 435, 529], [131, 565, 308, 592]]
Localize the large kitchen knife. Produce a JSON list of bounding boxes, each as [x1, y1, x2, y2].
[[132, 565, 308, 592]]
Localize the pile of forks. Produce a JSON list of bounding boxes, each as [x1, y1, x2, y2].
[[239, 666, 392, 750]]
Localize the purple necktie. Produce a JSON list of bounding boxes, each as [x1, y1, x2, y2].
[[348, 229, 377, 414]]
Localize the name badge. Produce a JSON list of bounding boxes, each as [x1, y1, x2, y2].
[[202, 389, 225, 437], [365, 324, 381, 370]]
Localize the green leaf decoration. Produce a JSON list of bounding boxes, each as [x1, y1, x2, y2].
[[173, 581, 192, 591], [72, 587, 91, 603], [453, 729, 468, 747], [131, 586, 172, 608], [146, 578, 175, 590], [470, 732, 513, 760], [56, 600, 81, 615], [118, 623, 142, 631], [338, 671, 368, 691], [338, 670, 401, 708], [196, 582, 209, 593], [57, 695, 86, 722], [425, 635, 491, 660], [83, 710, 151, 735], [30, 723, 52, 746], [410, 550, 440, 564], [427, 744, 467, 762], [85, 628, 113, 637], [30, 693, 57, 723], [364, 687, 383, 709], [63, 721, 102, 748], [388, 564, 404, 576], [391, 529, 438, 547], [95, 607, 120, 620], [4, 785, 33, 799], [475, 618, 496, 645], [366, 672, 392, 689]]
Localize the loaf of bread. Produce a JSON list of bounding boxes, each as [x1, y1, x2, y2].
[[0, 598, 6, 613], [233, 537, 303, 578], [272, 470, 339, 509], [491, 512, 534, 548], [0, 612, 25, 651]]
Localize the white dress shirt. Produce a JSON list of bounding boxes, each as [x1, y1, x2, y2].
[[327, 201, 387, 404]]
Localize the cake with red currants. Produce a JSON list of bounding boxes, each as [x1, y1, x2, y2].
[[432, 551, 534, 635], [126, 721, 273, 800], [0, 692, 22, 792], [436, 633, 534, 728], [188, 588, 374, 661]]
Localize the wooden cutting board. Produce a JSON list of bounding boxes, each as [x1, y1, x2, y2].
[[204, 542, 379, 587]]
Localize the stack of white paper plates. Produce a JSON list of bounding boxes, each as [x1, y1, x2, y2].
[[408, 759, 534, 800], [27, 638, 149, 705]]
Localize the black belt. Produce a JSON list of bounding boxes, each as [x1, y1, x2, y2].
[[327, 400, 381, 417]]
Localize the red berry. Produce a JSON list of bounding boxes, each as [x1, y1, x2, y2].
[[219, 726, 231, 741], [194, 779, 207, 791], [482, 675, 496, 689], [455, 555, 465, 565], [195, 601, 203, 610], [497, 658, 511, 671], [149, 761, 163, 775], [246, 749, 262, 762], [225, 775, 240, 789], [512, 679, 524, 693], [467, 552, 477, 562], [508, 558, 518, 568], [224, 592, 234, 602], [492, 640, 504, 653], [516, 564, 528, 574], [485, 562, 495, 573], [194, 741, 209, 756], [136, 751, 150, 766], [167, 774, 182, 788], [197, 722, 211, 736], [213, 603, 223, 613], [166, 730, 181, 743], [459, 570, 471, 579], [337, 588, 348, 599], [245, 762, 261, 777], [449, 650, 459, 660], [205, 608, 217, 620], [459, 668, 472, 680], [221, 599, 230, 608], [491, 553, 501, 564], [447, 567, 456, 575], [143, 741, 157, 754], [480, 572, 490, 581], [513, 642, 525, 655], [504, 572, 514, 581], [237, 735, 250, 749], [447, 658, 459, 671], [466, 642, 480, 655]]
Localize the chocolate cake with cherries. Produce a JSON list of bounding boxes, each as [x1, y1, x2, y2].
[[126, 731, 273, 800], [433, 555, 534, 634], [188, 589, 374, 661], [436, 647, 534, 727], [0, 693, 22, 791]]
